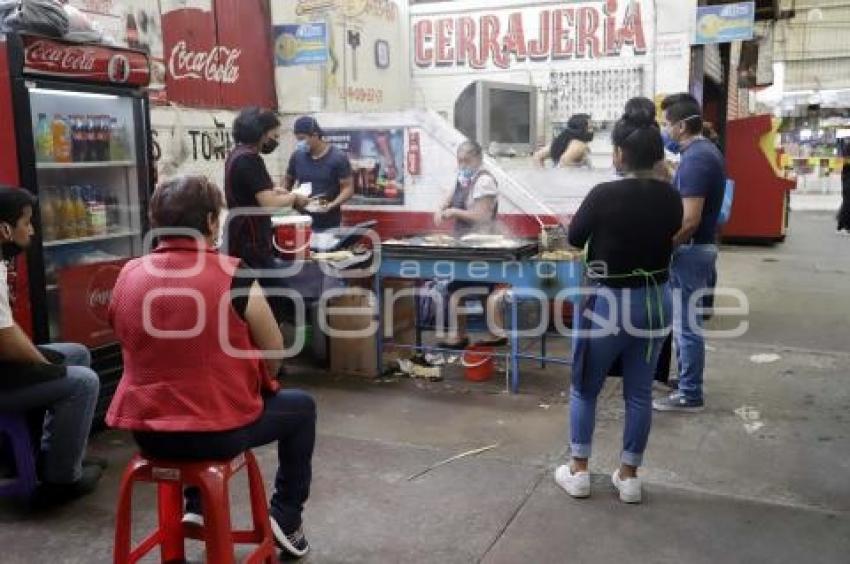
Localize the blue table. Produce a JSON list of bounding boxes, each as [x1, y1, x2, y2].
[[374, 256, 585, 392]]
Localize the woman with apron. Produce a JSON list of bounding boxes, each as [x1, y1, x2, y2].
[[433, 140, 505, 348], [554, 102, 683, 504]]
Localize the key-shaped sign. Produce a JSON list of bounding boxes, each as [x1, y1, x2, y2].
[[347, 30, 361, 81]]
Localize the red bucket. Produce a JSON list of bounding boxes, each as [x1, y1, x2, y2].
[[272, 215, 312, 260], [462, 344, 495, 382]]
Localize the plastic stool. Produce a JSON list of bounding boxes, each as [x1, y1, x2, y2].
[[0, 413, 38, 499], [113, 450, 276, 564]]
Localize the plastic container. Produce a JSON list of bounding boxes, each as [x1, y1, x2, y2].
[[462, 344, 495, 382], [272, 215, 313, 260]]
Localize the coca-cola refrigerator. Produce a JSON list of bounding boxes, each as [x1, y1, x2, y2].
[[0, 33, 153, 419]]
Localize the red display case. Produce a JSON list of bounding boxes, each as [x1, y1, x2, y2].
[[722, 115, 796, 243], [0, 33, 154, 418]]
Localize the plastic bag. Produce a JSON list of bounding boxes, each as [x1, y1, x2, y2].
[[718, 179, 735, 225], [63, 3, 92, 32], [3, 0, 69, 37], [417, 279, 449, 327]]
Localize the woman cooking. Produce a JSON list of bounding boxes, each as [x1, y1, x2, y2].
[[554, 102, 683, 504], [433, 140, 506, 349]]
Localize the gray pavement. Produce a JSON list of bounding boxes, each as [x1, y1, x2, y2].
[[1, 210, 848, 563]]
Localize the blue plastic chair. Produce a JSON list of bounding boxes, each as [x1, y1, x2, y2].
[[0, 413, 38, 499]]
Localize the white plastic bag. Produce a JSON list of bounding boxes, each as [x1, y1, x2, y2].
[[4, 0, 70, 37]]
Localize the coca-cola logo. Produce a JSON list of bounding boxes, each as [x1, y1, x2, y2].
[[86, 265, 121, 323], [169, 41, 241, 84], [108, 54, 131, 84], [25, 40, 97, 73]]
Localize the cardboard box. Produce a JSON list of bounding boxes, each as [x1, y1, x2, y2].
[[326, 281, 415, 378]]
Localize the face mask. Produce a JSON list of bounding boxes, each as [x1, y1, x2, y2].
[[295, 140, 309, 153], [261, 138, 279, 154], [458, 167, 476, 187], [661, 129, 681, 154]]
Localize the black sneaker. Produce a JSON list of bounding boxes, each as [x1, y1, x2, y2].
[[270, 515, 309, 559], [83, 455, 109, 470], [33, 464, 103, 507], [653, 391, 705, 413]]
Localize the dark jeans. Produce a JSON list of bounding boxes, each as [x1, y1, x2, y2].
[[134, 390, 316, 533], [0, 343, 99, 483]]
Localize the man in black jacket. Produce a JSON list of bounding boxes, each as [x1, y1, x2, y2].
[[0, 186, 102, 502]]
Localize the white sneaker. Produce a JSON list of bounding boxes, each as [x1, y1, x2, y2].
[[181, 512, 204, 527], [612, 469, 642, 504], [554, 464, 590, 498]]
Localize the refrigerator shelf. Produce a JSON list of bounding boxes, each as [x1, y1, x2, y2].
[[36, 161, 136, 170], [43, 230, 140, 248]]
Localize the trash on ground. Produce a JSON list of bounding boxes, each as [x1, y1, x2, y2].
[[407, 443, 500, 481], [750, 353, 781, 364]]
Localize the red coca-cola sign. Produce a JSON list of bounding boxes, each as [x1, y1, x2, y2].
[[59, 260, 125, 348], [161, 0, 275, 109], [22, 35, 151, 87]]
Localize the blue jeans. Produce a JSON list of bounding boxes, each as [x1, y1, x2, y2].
[[134, 390, 316, 533], [670, 244, 719, 402], [570, 284, 671, 467], [0, 343, 99, 483]]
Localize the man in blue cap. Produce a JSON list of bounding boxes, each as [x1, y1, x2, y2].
[[285, 117, 354, 231]]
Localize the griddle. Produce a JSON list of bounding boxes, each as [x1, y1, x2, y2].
[[380, 236, 539, 262]]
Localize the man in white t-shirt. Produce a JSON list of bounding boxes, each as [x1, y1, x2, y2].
[[0, 186, 103, 504]]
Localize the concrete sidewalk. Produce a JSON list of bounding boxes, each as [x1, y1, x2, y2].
[[1, 210, 848, 563]]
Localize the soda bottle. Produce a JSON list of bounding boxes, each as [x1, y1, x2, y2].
[[110, 118, 129, 161], [100, 116, 112, 161], [40, 187, 56, 241], [85, 116, 98, 162], [105, 193, 121, 232], [95, 187, 108, 235], [59, 186, 76, 238], [51, 115, 72, 163], [71, 186, 89, 236], [86, 185, 107, 235], [35, 113, 53, 162], [71, 115, 86, 162]]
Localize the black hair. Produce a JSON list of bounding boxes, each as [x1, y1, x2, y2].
[[624, 97, 657, 122], [0, 186, 36, 227], [551, 113, 592, 163], [612, 101, 664, 172], [232, 107, 281, 145], [458, 139, 483, 159], [661, 93, 703, 135]]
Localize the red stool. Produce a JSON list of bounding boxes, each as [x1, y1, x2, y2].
[[113, 450, 276, 564]]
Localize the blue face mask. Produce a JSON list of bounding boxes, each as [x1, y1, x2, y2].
[[661, 129, 681, 154], [458, 167, 476, 186], [296, 139, 309, 153]]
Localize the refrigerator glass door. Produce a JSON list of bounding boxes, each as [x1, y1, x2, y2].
[[28, 86, 144, 347]]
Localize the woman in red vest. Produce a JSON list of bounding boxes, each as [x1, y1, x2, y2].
[[107, 176, 314, 559]]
